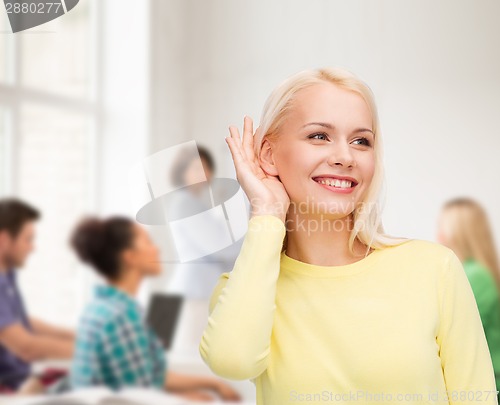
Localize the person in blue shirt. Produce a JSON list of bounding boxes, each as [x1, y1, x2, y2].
[[69, 215, 241, 402], [0, 198, 74, 393]]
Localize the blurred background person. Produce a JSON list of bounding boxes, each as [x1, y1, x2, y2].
[[69, 215, 241, 402], [166, 144, 244, 300], [437, 197, 500, 394], [0, 198, 74, 394], [162, 144, 247, 357]]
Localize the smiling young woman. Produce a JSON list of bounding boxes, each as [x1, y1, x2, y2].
[[198, 68, 497, 404]]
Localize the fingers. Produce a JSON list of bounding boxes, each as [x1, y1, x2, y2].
[[226, 116, 259, 175], [179, 390, 214, 401], [228, 124, 242, 145], [218, 387, 242, 401], [225, 130, 245, 170], [254, 125, 262, 154], [228, 124, 247, 158], [242, 116, 256, 161]]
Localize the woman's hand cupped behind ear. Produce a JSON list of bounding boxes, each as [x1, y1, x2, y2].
[[226, 116, 290, 223]]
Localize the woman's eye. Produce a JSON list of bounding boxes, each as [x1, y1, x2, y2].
[[308, 132, 329, 141], [352, 137, 371, 146]]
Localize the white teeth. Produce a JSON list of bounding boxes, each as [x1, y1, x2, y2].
[[316, 178, 352, 188]]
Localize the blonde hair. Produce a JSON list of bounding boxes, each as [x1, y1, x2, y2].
[[440, 198, 500, 292], [253, 67, 409, 255]]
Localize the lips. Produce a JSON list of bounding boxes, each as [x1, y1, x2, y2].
[[312, 175, 359, 188]]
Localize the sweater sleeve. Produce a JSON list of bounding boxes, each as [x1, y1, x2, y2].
[[198, 214, 286, 380], [436, 250, 498, 403]]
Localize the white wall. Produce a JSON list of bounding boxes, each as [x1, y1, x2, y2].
[[99, 0, 150, 216], [150, 0, 500, 250], [11, 0, 152, 326]]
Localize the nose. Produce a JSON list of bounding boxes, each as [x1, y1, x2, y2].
[[327, 141, 356, 168], [153, 245, 160, 256]]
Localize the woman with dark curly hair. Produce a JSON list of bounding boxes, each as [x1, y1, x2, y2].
[[69, 216, 241, 402]]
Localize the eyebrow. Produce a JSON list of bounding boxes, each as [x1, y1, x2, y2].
[[302, 122, 374, 135]]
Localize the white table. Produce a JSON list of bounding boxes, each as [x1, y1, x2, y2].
[[29, 300, 257, 403], [31, 354, 255, 404], [4, 391, 256, 405]]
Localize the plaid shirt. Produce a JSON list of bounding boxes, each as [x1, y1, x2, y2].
[[70, 284, 167, 390]]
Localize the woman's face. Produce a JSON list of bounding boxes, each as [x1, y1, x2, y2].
[[183, 156, 213, 186], [125, 224, 162, 276], [269, 82, 376, 218]]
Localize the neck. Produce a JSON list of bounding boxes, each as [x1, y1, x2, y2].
[[0, 257, 9, 273], [285, 212, 371, 266], [111, 269, 143, 297]]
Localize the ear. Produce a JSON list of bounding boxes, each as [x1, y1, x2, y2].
[[0, 230, 10, 248], [120, 248, 135, 268], [258, 138, 279, 177]]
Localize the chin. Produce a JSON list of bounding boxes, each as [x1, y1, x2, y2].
[[319, 200, 357, 216], [317, 211, 354, 221], [14, 261, 25, 269]]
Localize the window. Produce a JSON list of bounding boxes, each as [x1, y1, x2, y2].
[[0, 1, 99, 326]]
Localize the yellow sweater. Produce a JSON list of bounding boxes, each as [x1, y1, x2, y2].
[[199, 215, 498, 404]]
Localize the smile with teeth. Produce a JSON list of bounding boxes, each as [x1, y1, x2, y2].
[[314, 178, 355, 189]]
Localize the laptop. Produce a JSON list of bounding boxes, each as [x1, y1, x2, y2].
[[146, 293, 184, 350]]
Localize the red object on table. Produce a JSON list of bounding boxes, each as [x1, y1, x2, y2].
[[0, 384, 15, 394], [37, 368, 68, 387]]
